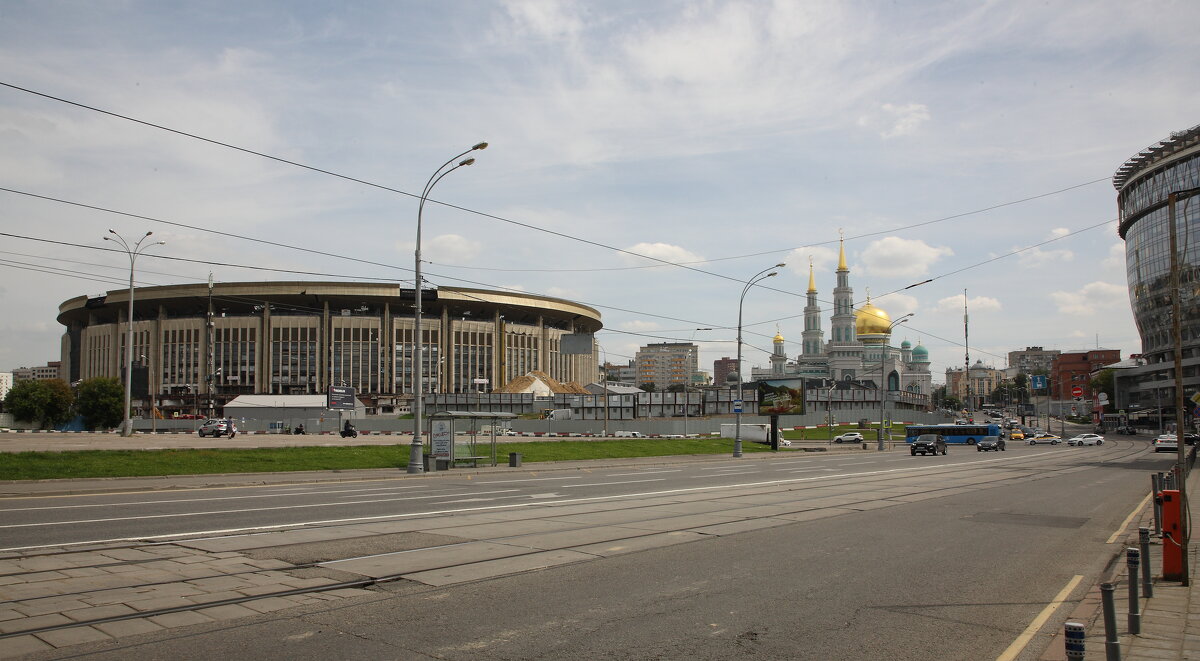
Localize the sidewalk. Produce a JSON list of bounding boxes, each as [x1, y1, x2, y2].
[[1042, 465, 1200, 660]]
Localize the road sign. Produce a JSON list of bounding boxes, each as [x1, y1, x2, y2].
[[733, 400, 743, 413], [1030, 375, 1047, 390], [1071, 386, 1084, 398]]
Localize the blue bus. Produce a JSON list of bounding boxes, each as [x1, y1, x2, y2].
[[905, 423, 1002, 445]]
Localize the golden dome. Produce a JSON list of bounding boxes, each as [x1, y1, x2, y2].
[[855, 301, 892, 335], [774, 331, 785, 343]]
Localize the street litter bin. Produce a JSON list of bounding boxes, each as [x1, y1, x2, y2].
[[436, 458, 452, 471], [508, 452, 522, 467]]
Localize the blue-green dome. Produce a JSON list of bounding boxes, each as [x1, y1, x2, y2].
[[901, 339, 912, 349], [911, 344, 929, 361]]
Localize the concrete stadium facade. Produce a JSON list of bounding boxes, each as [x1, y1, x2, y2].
[[57, 281, 602, 416]]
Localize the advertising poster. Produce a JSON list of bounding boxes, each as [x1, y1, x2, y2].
[[757, 378, 806, 416], [431, 420, 453, 458]]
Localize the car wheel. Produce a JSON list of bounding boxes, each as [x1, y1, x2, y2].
[[1098, 440, 1103, 445], [967, 438, 976, 445], [911, 451, 917, 456], [1051, 440, 1059, 445], [197, 431, 205, 437], [977, 447, 982, 452]]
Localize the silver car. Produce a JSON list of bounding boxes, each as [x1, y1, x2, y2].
[[198, 418, 237, 437]]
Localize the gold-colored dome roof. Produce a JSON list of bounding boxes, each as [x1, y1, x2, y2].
[[774, 332, 785, 342], [855, 301, 892, 335]]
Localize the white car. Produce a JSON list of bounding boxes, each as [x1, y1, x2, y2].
[[833, 432, 864, 444], [1154, 435, 1179, 453], [1068, 433, 1105, 446]]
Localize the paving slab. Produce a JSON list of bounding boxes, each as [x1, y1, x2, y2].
[[498, 525, 663, 551], [33, 624, 112, 648], [323, 541, 532, 578], [0, 634, 53, 658], [570, 531, 708, 557], [402, 549, 594, 586]]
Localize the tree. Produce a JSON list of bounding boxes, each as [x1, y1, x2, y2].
[[639, 382, 657, 392], [75, 377, 125, 430], [665, 383, 687, 393], [1091, 369, 1115, 404], [4, 379, 75, 429]]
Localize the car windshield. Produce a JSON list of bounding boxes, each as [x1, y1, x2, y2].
[[981, 437, 999, 442], [916, 435, 939, 442]]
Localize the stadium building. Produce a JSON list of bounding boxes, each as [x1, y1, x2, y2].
[[56, 282, 602, 416]]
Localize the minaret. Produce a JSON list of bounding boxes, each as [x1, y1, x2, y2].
[[771, 325, 787, 376], [828, 231, 864, 380], [801, 257, 824, 357]]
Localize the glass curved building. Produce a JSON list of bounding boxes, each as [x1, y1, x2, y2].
[[1113, 124, 1200, 417]]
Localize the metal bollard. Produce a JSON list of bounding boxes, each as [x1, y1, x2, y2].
[[1101, 583, 1121, 661], [1139, 527, 1154, 598], [1064, 621, 1085, 660], [1127, 547, 1141, 635], [1152, 474, 1163, 536]]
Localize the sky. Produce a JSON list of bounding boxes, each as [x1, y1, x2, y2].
[[1, 0, 1198, 383]]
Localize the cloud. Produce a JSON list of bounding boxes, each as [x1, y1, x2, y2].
[[786, 246, 839, 280], [619, 320, 661, 332], [1048, 281, 1128, 315], [1018, 246, 1074, 267], [1103, 242, 1126, 270], [873, 292, 918, 317], [933, 295, 1001, 314], [620, 242, 704, 267], [861, 237, 953, 278], [1049, 227, 1070, 238], [545, 286, 582, 300], [858, 102, 931, 138], [397, 234, 483, 264]]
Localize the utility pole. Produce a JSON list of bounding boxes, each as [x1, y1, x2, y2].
[[207, 273, 215, 419], [1168, 190, 1192, 586]]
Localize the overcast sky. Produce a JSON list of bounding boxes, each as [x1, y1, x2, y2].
[[2, 1, 1197, 383]]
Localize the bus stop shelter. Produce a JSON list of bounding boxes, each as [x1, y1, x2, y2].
[[427, 411, 519, 469]]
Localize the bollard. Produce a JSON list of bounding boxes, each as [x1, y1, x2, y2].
[[1101, 583, 1121, 661], [1127, 547, 1141, 635], [1152, 474, 1163, 536], [1064, 621, 1085, 660], [1139, 527, 1154, 598]]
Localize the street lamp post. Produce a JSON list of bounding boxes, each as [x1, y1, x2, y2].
[[878, 314, 913, 451], [734, 264, 785, 458], [104, 229, 165, 437], [683, 328, 711, 438], [408, 142, 487, 474]]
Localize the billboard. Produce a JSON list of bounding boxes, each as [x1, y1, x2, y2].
[[757, 378, 805, 416], [327, 386, 357, 411]]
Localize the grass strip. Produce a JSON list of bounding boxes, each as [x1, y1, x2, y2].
[[0, 438, 780, 481]]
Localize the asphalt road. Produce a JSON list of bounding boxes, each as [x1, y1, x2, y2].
[[2, 434, 1167, 660]]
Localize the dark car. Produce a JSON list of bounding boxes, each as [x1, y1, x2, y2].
[[976, 435, 1005, 452], [911, 434, 947, 456]]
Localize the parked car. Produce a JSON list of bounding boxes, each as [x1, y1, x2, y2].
[[197, 418, 237, 437], [976, 436, 1006, 452], [1068, 433, 1105, 446], [1185, 433, 1199, 446], [910, 434, 947, 456], [834, 432, 864, 444], [1027, 433, 1061, 445], [1008, 429, 1025, 441], [1154, 435, 1179, 453]]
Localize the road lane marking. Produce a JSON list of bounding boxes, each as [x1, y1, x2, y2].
[[606, 470, 683, 477], [690, 471, 757, 478], [0, 450, 1087, 551], [470, 476, 583, 484], [995, 575, 1083, 661], [562, 479, 667, 488], [0, 489, 521, 529], [1107, 491, 1153, 544], [0, 483, 438, 512]]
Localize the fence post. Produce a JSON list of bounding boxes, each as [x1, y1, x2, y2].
[[1101, 582, 1121, 661], [1139, 527, 1154, 598], [1127, 547, 1141, 635]]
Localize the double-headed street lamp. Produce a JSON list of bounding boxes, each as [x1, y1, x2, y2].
[[103, 229, 165, 437], [408, 142, 487, 475], [877, 313, 913, 451], [734, 264, 785, 458]]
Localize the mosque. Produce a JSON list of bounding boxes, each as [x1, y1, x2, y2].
[[750, 237, 933, 408]]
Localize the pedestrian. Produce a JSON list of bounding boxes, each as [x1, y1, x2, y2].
[[227, 418, 237, 439]]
